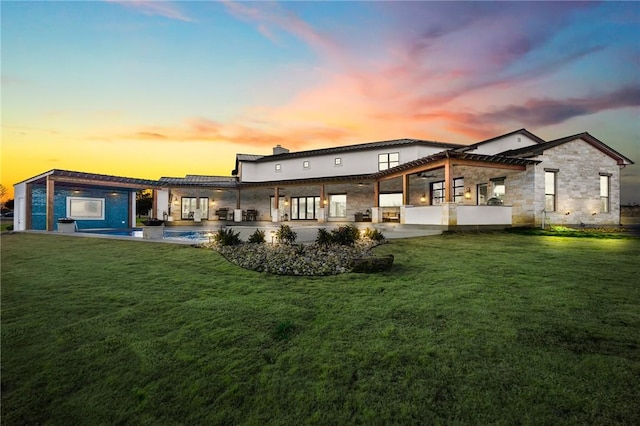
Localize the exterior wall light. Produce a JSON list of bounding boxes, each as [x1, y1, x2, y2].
[[284, 198, 289, 206], [420, 193, 426, 203], [323, 199, 328, 205], [464, 187, 471, 199]]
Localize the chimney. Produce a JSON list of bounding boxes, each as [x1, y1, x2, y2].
[[273, 144, 289, 155]]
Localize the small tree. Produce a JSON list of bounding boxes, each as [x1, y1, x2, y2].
[[0, 184, 7, 213], [136, 190, 153, 218]]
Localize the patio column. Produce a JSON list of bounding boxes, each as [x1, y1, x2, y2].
[[129, 191, 136, 228], [152, 189, 158, 218], [402, 174, 410, 205], [46, 176, 55, 231], [372, 181, 381, 223], [318, 184, 327, 223], [273, 187, 280, 222], [234, 189, 242, 222], [444, 159, 452, 203]]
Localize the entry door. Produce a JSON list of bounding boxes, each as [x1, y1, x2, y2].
[[17, 197, 25, 230], [477, 184, 488, 205]]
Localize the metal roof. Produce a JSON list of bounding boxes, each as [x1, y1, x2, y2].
[[239, 138, 466, 163], [16, 169, 160, 187]]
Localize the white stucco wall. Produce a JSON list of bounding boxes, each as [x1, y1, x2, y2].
[[466, 134, 540, 155], [239, 145, 448, 182]]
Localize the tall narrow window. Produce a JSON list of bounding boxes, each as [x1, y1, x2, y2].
[[545, 170, 557, 211], [477, 183, 488, 205], [329, 194, 347, 217], [600, 174, 610, 213], [453, 177, 464, 203], [378, 152, 399, 171], [431, 181, 445, 205]]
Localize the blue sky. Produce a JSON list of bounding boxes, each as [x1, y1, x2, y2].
[[2, 1, 639, 202]]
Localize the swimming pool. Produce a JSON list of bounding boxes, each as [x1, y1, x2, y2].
[[80, 228, 214, 242]]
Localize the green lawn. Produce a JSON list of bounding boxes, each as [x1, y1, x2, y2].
[[2, 232, 639, 424]]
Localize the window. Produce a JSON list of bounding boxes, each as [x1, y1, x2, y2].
[[275, 164, 281, 172], [378, 152, 399, 171], [491, 177, 505, 202], [431, 181, 445, 205], [600, 174, 610, 213], [379, 193, 402, 207], [453, 177, 464, 203], [270, 196, 287, 218], [67, 197, 105, 220], [329, 194, 347, 217], [303, 161, 310, 169], [545, 170, 557, 211], [291, 196, 321, 220], [477, 183, 488, 205], [334, 157, 342, 166], [181, 197, 209, 220]]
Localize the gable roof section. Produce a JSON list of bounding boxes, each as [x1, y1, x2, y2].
[[373, 151, 540, 179], [16, 169, 160, 188], [499, 132, 635, 166], [237, 138, 465, 163], [456, 128, 546, 152]]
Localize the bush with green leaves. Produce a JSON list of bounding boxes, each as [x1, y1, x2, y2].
[[248, 228, 266, 244], [331, 224, 361, 246], [363, 227, 385, 242], [213, 228, 242, 246], [275, 224, 297, 245], [315, 228, 334, 245]]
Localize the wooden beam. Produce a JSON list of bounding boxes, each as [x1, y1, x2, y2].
[[320, 184, 326, 206], [402, 174, 410, 205], [48, 176, 152, 190], [274, 187, 279, 209], [236, 189, 241, 209], [451, 159, 527, 171], [46, 176, 55, 231], [444, 159, 452, 203], [373, 181, 380, 207]]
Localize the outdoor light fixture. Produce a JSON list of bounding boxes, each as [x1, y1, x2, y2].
[[270, 230, 276, 244], [464, 187, 471, 199], [323, 199, 328, 205], [420, 193, 426, 203], [284, 198, 289, 206]]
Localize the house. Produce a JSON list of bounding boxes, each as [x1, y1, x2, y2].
[[13, 129, 634, 231]]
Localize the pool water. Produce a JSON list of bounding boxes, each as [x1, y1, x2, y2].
[[80, 229, 214, 242]]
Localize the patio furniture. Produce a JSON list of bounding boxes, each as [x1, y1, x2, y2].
[[246, 209, 258, 221], [215, 208, 229, 220]]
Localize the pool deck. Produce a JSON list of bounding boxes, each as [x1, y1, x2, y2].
[[18, 222, 442, 244]]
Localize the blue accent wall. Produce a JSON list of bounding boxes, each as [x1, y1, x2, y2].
[[30, 185, 132, 230]]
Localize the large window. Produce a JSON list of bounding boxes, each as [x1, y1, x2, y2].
[[181, 197, 209, 220], [270, 196, 287, 218], [291, 196, 320, 220], [545, 170, 557, 211], [491, 178, 506, 202], [379, 193, 402, 207], [600, 174, 610, 213], [67, 197, 105, 220], [329, 194, 347, 217], [378, 152, 399, 171]]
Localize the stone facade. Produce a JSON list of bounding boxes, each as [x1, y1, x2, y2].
[[529, 140, 621, 226]]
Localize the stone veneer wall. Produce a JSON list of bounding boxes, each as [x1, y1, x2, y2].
[[530, 140, 621, 226]]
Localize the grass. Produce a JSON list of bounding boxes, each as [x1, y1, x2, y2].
[[2, 232, 639, 424]]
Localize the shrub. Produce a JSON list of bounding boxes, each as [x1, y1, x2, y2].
[[315, 228, 334, 245], [331, 224, 360, 246], [248, 229, 266, 244], [363, 227, 385, 242], [275, 224, 297, 245], [214, 228, 242, 246]]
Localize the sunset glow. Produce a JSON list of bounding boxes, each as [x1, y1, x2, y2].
[[2, 1, 639, 202]]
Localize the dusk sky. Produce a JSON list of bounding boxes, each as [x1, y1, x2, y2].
[[2, 1, 639, 202]]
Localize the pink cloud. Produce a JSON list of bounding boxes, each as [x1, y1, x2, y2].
[[106, 0, 193, 22]]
